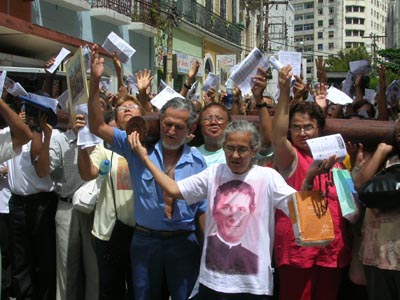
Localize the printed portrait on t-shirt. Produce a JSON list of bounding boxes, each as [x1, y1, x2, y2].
[[205, 180, 259, 275], [116, 157, 132, 190]]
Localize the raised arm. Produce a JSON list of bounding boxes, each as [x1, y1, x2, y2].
[[376, 65, 389, 120], [128, 131, 183, 199], [33, 113, 52, 177], [88, 45, 115, 145], [0, 98, 32, 149], [180, 60, 199, 97], [112, 51, 124, 91], [251, 67, 271, 150], [271, 65, 297, 172], [78, 146, 98, 180], [354, 143, 393, 190], [135, 69, 154, 112]]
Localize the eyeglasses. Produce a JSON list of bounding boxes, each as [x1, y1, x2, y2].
[[290, 124, 317, 134], [116, 104, 140, 112], [224, 145, 251, 156], [201, 115, 226, 124]]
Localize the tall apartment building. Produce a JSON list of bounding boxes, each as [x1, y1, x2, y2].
[[239, 0, 294, 95], [292, 0, 389, 81], [386, 0, 400, 48]]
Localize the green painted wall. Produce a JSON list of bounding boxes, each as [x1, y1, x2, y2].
[[173, 29, 202, 58]]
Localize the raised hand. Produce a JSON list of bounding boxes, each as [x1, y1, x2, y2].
[[314, 83, 328, 111], [38, 112, 53, 138], [315, 57, 327, 84], [187, 60, 200, 83], [72, 114, 86, 135], [278, 65, 292, 92], [251, 67, 267, 99], [135, 69, 153, 93], [91, 45, 104, 80], [128, 131, 148, 161]]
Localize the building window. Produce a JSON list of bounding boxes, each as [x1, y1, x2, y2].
[[360, 18, 365, 24], [220, 0, 226, 19], [318, 0, 323, 3], [329, 31, 334, 38], [329, 19, 334, 26], [329, 7, 334, 14], [318, 8, 323, 14], [346, 30, 351, 36], [305, 35, 314, 41], [318, 44, 323, 50], [329, 43, 334, 49], [295, 15, 304, 21], [304, 23, 314, 30], [305, 13, 314, 19], [346, 6, 351, 12], [318, 20, 323, 27], [294, 25, 303, 31], [232, 0, 237, 22], [294, 4, 303, 10], [304, 2, 314, 9], [360, 31, 364, 37], [354, 6, 359, 12], [206, 0, 213, 12], [318, 32, 323, 39], [346, 18, 352, 24]]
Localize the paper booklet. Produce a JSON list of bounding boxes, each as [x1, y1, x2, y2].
[[305, 133, 347, 163], [46, 47, 71, 74], [229, 48, 269, 95], [326, 86, 353, 105], [4, 77, 29, 97], [349, 60, 371, 76], [150, 86, 184, 110], [386, 80, 400, 104], [75, 103, 102, 148], [19, 93, 58, 126], [102, 32, 136, 64], [201, 73, 219, 92], [0, 71, 6, 95]]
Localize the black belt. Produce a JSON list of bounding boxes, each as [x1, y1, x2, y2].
[[59, 197, 73, 203], [135, 224, 194, 238]]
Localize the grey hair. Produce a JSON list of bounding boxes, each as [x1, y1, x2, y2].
[[223, 119, 260, 150], [160, 97, 198, 128]]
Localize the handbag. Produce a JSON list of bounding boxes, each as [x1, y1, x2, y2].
[[288, 191, 335, 246], [332, 168, 360, 223], [72, 179, 98, 214], [358, 164, 400, 209], [106, 153, 134, 264]]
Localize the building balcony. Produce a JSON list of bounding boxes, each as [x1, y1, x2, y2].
[[42, 0, 91, 11], [175, 0, 242, 45], [90, 0, 132, 25], [130, 1, 160, 37]]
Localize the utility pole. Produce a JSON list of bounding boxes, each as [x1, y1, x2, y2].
[[363, 33, 387, 68], [260, 0, 288, 53], [166, 0, 174, 86]]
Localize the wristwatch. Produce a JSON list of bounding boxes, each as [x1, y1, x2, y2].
[[184, 82, 192, 89], [255, 102, 269, 109]]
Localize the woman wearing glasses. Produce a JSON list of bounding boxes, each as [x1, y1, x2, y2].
[[271, 65, 351, 300], [128, 117, 296, 300]]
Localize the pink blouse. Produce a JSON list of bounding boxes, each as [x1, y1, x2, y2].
[[274, 147, 352, 268]]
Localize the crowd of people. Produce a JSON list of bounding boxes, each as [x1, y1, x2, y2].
[[0, 43, 399, 300]]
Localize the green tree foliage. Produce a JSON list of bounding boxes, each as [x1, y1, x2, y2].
[[325, 46, 371, 71], [377, 48, 400, 75]]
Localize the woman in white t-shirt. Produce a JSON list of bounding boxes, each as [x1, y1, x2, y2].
[[129, 119, 296, 299]]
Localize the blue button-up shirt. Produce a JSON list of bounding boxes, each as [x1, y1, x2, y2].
[[112, 128, 207, 231]]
